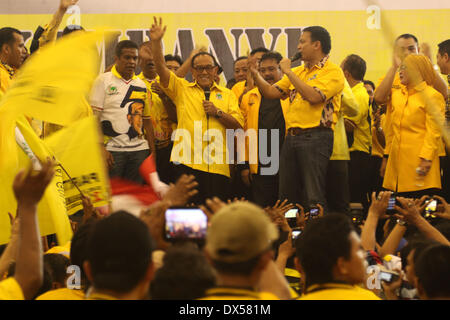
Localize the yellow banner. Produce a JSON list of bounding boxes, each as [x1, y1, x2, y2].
[[1, 9, 448, 83], [44, 117, 111, 215]]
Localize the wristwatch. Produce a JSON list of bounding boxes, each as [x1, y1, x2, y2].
[[215, 109, 224, 118], [397, 219, 407, 227]]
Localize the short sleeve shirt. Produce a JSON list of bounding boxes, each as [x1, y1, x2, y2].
[[90, 65, 150, 152], [0, 278, 24, 300]]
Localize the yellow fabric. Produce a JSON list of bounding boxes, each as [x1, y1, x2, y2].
[[404, 54, 436, 87], [199, 287, 279, 300], [86, 292, 119, 300], [331, 79, 359, 160], [0, 277, 24, 300], [383, 81, 445, 192], [371, 114, 386, 158], [231, 80, 246, 101], [298, 283, 380, 300], [138, 73, 177, 144], [0, 62, 14, 95], [275, 58, 345, 130], [161, 71, 244, 177], [45, 241, 71, 258], [44, 117, 111, 215], [35, 288, 85, 300], [38, 17, 60, 48], [240, 88, 289, 174], [347, 82, 372, 154]]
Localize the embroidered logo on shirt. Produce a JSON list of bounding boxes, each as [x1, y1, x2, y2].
[[107, 85, 119, 95], [216, 93, 223, 100], [308, 74, 318, 81]]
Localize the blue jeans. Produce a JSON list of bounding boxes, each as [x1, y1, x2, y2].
[[109, 149, 150, 185], [278, 128, 334, 212]]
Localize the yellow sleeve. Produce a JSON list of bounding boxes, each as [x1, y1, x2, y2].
[[143, 89, 152, 118], [346, 89, 369, 125], [341, 80, 359, 118], [38, 17, 62, 47], [160, 71, 182, 104], [420, 90, 445, 160], [231, 81, 245, 100], [0, 278, 24, 300], [313, 67, 345, 101], [383, 103, 394, 156], [275, 72, 292, 94], [226, 91, 244, 128]]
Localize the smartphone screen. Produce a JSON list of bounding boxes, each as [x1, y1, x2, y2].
[[379, 271, 393, 283], [310, 208, 319, 217], [285, 208, 298, 219], [292, 230, 302, 239], [165, 208, 208, 240], [387, 196, 396, 211], [425, 200, 437, 213]]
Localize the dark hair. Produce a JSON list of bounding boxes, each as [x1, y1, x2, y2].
[[438, 39, 450, 57], [150, 243, 216, 299], [0, 27, 22, 50], [70, 222, 96, 291], [363, 80, 375, 91], [62, 25, 84, 37], [164, 54, 183, 66], [302, 26, 332, 55], [233, 56, 248, 67], [415, 244, 450, 299], [396, 33, 419, 44], [226, 78, 237, 89], [115, 40, 139, 58], [296, 214, 355, 288], [211, 253, 265, 276], [260, 51, 283, 64], [44, 253, 71, 287], [343, 54, 367, 81], [190, 52, 220, 69], [250, 47, 269, 56], [86, 211, 154, 293]]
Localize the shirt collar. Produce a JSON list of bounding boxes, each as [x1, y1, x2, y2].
[[137, 72, 159, 83], [305, 55, 329, 70], [112, 65, 138, 82], [188, 80, 223, 92], [0, 61, 15, 78], [305, 282, 356, 294]]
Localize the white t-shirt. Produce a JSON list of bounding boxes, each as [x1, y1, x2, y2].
[[90, 66, 150, 152]]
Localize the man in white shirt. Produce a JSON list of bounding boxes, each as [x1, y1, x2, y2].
[[90, 40, 154, 184]]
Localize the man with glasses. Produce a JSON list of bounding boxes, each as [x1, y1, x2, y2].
[[149, 17, 244, 204]]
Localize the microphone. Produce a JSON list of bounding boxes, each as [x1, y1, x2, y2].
[[204, 87, 211, 119], [290, 52, 302, 63]]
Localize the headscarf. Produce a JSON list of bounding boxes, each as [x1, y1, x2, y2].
[[403, 54, 436, 86]]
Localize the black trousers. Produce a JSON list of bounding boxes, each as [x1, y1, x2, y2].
[[326, 160, 350, 215], [349, 151, 371, 213], [173, 164, 230, 205], [156, 142, 176, 184], [440, 155, 450, 202], [368, 156, 384, 194]]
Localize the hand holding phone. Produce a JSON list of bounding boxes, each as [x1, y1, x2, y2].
[[164, 207, 208, 242], [285, 208, 299, 228]]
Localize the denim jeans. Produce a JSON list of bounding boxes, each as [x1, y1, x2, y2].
[[279, 128, 334, 212], [109, 149, 150, 185]]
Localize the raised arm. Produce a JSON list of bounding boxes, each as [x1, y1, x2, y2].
[[149, 17, 171, 88], [373, 52, 401, 105], [175, 46, 207, 79], [250, 64, 283, 100], [13, 158, 56, 299], [360, 191, 390, 251]]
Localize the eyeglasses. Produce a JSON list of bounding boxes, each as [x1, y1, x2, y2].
[[259, 66, 279, 73], [193, 65, 216, 72]]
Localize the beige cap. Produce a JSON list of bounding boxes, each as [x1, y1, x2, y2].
[[206, 202, 279, 263]]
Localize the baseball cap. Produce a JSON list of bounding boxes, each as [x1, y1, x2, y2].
[[206, 202, 279, 263]]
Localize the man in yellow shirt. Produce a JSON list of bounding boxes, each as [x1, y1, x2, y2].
[[150, 17, 243, 204], [251, 26, 345, 211], [341, 54, 372, 213], [295, 214, 380, 300], [0, 27, 27, 95]]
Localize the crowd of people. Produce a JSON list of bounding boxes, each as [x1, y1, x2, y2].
[[0, 0, 449, 301]]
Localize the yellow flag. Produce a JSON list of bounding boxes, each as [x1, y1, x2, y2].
[[44, 116, 111, 215], [0, 29, 110, 245]]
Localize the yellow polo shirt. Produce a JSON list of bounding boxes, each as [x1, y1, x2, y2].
[[0, 278, 24, 300], [275, 57, 345, 130], [371, 114, 386, 158], [298, 283, 380, 300], [161, 71, 244, 178], [138, 73, 177, 145], [231, 80, 246, 101], [346, 82, 372, 154], [199, 287, 279, 300], [331, 80, 359, 160], [35, 288, 85, 300]]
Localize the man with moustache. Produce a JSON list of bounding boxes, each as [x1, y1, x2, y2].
[[240, 51, 288, 207]]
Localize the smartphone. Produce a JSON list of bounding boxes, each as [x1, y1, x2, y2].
[[164, 207, 208, 241], [285, 208, 298, 228], [386, 194, 398, 214], [310, 206, 319, 217], [292, 229, 302, 245], [379, 271, 400, 283], [424, 199, 437, 219]]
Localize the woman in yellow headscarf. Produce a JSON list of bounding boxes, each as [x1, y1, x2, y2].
[[383, 54, 445, 195]]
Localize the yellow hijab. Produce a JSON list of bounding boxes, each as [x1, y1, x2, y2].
[[403, 54, 436, 86]]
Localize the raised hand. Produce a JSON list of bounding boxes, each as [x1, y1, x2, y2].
[[150, 16, 167, 42], [13, 158, 56, 208], [279, 58, 292, 74], [162, 174, 198, 207]]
